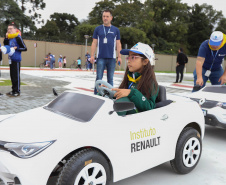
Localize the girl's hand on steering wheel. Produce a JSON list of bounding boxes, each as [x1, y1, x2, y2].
[[100, 84, 108, 88], [112, 88, 131, 100], [96, 84, 108, 93]]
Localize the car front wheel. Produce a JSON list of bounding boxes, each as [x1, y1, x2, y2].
[[170, 127, 202, 174], [56, 148, 111, 185]]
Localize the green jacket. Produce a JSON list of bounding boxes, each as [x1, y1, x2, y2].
[[116, 71, 159, 115]]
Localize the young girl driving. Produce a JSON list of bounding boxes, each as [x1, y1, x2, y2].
[[112, 42, 159, 115]]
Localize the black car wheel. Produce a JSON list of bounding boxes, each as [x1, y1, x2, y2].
[[56, 148, 111, 185], [170, 127, 202, 174]]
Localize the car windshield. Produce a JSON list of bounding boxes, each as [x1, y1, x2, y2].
[[44, 92, 105, 122], [202, 86, 226, 94]]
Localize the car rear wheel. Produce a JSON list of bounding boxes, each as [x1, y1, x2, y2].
[[170, 127, 202, 174], [56, 148, 111, 185]]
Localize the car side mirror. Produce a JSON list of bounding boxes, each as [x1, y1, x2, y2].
[[109, 101, 135, 115], [113, 101, 135, 112]]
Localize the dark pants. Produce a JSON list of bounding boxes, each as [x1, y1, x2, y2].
[[50, 61, 55, 69], [192, 67, 224, 92], [10, 62, 21, 93], [94, 58, 116, 94], [63, 63, 66, 68], [176, 65, 185, 82], [88, 62, 92, 70]]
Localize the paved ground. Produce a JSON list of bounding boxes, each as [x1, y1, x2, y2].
[[1, 68, 225, 185], [0, 68, 193, 115], [0, 70, 71, 114]]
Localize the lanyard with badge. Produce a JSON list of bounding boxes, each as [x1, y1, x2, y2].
[[205, 50, 219, 77], [128, 73, 135, 89], [103, 25, 111, 44]]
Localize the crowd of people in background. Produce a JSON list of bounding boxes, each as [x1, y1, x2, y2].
[[44, 53, 67, 69], [85, 51, 97, 71], [42, 51, 99, 71]]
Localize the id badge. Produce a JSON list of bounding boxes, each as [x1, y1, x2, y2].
[[103, 37, 107, 44], [205, 70, 211, 77], [8, 59, 11, 65]]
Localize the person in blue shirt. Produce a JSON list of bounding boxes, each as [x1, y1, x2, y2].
[[4, 22, 27, 97], [90, 9, 122, 94], [49, 54, 55, 69], [193, 31, 226, 91], [85, 51, 90, 70], [77, 57, 82, 70]]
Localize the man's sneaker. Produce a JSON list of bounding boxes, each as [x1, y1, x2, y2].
[[6, 91, 20, 97], [0, 93, 3, 96], [6, 91, 14, 96], [10, 92, 20, 97]]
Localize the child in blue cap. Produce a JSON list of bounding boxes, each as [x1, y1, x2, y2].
[[112, 42, 159, 115]]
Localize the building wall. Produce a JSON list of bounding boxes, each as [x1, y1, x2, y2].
[[0, 38, 91, 68], [1, 37, 225, 72], [154, 54, 197, 72]]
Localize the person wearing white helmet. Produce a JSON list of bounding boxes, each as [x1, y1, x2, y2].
[[111, 42, 159, 115], [193, 31, 226, 91]]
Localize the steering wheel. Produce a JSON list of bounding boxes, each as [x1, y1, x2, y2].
[[95, 80, 116, 99]]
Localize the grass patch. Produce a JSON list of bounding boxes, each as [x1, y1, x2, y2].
[[0, 80, 26, 86]]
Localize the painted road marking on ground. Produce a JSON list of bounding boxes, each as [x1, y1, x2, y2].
[[171, 83, 193, 89], [74, 87, 93, 92]]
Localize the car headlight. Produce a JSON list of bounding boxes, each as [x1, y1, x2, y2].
[[4, 140, 55, 159]]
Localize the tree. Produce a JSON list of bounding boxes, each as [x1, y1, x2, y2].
[[36, 20, 60, 41], [119, 27, 150, 48], [112, 0, 144, 27], [187, 3, 223, 56], [50, 13, 80, 42], [14, 0, 45, 32], [0, 0, 36, 37], [216, 18, 226, 33], [88, 0, 115, 25], [138, 0, 189, 53], [200, 3, 223, 28], [74, 24, 98, 44]]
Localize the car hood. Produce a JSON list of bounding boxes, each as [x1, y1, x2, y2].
[[0, 107, 79, 142], [188, 91, 226, 102]]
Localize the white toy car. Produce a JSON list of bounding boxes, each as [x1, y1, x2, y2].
[[0, 82, 204, 185], [187, 85, 226, 129]]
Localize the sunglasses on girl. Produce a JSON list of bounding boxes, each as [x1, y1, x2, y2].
[[126, 56, 143, 62]]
